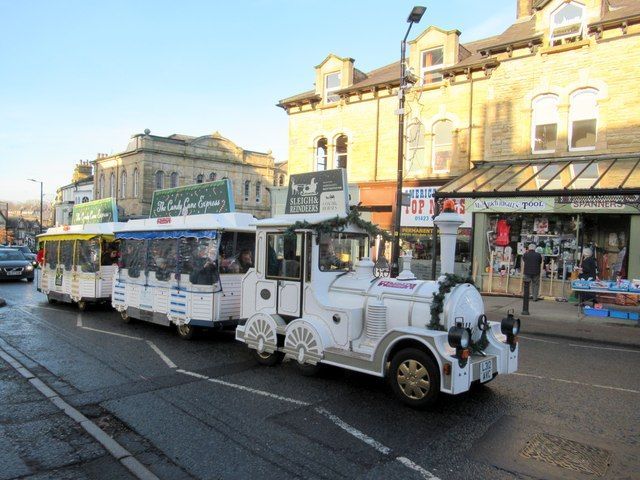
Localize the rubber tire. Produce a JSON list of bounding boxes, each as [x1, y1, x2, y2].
[[27, 278, 34, 283], [47, 295, 57, 304], [176, 323, 196, 340], [388, 348, 440, 409], [120, 310, 133, 324], [252, 349, 284, 366], [298, 362, 322, 377]]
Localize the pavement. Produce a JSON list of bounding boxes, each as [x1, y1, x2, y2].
[[483, 294, 640, 348]]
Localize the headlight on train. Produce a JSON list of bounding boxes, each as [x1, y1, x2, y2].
[[477, 314, 489, 331], [448, 326, 470, 349], [501, 314, 520, 336]]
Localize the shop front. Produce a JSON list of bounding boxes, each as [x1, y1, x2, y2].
[[436, 155, 640, 296]]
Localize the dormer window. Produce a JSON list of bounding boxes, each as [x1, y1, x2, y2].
[[324, 72, 341, 103], [421, 46, 444, 84], [550, 2, 585, 45]]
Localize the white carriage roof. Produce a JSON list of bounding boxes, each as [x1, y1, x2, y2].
[[253, 213, 352, 228], [38, 222, 122, 238], [114, 212, 256, 233]]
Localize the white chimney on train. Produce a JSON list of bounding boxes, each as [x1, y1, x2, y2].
[[433, 202, 464, 276]]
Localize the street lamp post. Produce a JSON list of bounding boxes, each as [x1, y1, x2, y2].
[[391, 6, 426, 278], [28, 179, 44, 234]]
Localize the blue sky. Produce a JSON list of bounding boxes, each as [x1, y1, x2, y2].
[[0, 0, 515, 202]]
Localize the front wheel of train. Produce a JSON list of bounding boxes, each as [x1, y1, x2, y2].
[[388, 348, 440, 409], [120, 310, 133, 324], [176, 323, 196, 340], [252, 349, 284, 366]]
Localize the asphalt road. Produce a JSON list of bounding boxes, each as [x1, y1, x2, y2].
[[0, 280, 639, 480]]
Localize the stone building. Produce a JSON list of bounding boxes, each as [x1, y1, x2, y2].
[[93, 131, 276, 219], [53, 161, 94, 226], [278, 0, 640, 283]]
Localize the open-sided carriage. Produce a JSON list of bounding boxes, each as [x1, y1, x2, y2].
[[236, 169, 520, 407], [37, 223, 121, 310]]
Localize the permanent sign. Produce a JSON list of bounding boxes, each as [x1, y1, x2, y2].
[[401, 187, 471, 228], [149, 180, 234, 218], [285, 169, 348, 215], [71, 198, 118, 225]]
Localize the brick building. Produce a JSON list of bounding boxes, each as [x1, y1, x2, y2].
[[278, 0, 640, 285], [93, 130, 276, 219]]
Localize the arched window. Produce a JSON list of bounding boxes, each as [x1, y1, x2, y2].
[[315, 138, 328, 171], [82, 196, 89, 203], [120, 170, 127, 199], [244, 180, 251, 202], [133, 168, 139, 198], [532, 94, 559, 153], [196, 174, 204, 184], [255, 181, 261, 203], [98, 174, 105, 198], [550, 1, 585, 45], [569, 89, 598, 151], [432, 120, 453, 174], [279, 174, 285, 187], [209, 172, 217, 182], [109, 172, 116, 198], [405, 121, 425, 176], [335, 135, 348, 169], [170, 172, 178, 188], [155, 170, 165, 190]]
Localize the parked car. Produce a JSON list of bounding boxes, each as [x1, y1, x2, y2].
[[7, 245, 37, 266], [0, 248, 35, 282]]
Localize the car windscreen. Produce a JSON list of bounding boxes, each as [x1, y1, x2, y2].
[[0, 250, 25, 261]]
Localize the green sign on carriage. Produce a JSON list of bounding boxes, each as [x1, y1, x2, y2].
[[71, 198, 118, 225], [149, 179, 235, 218]]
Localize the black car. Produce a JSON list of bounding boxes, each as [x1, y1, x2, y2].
[[9, 245, 37, 266], [0, 248, 35, 282]]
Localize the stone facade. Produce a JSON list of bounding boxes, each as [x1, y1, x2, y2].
[[280, 0, 640, 195], [93, 131, 276, 219], [53, 161, 94, 226]]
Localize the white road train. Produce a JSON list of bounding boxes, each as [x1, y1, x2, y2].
[[236, 210, 520, 408]]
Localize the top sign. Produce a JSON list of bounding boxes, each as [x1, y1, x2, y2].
[[149, 180, 234, 218], [285, 169, 349, 215], [71, 198, 118, 225], [401, 187, 471, 228]]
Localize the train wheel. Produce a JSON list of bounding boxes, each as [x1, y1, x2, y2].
[[389, 348, 439, 409], [47, 294, 57, 304], [120, 310, 133, 324], [176, 323, 196, 340], [252, 349, 284, 366]]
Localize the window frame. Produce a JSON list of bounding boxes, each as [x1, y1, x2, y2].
[[315, 138, 328, 171], [170, 172, 178, 188], [155, 170, 165, 190], [133, 168, 139, 198], [244, 180, 251, 202], [255, 181, 261, 203], [98, 174, 105, 198], [334, 134, 348, 170], [196, 174, 204, 184], [420, 46, 444, 85], [431, 119, 453, 175], [265, 232, 302, 280], [531, 94, 559, 154], [120, 170, 127, 199], [324, 71, 341, 104], [550, 1, 585, 45], [568, 89, 598, 152], [109, 172, 116, 198], [405, 120, 425, 176]]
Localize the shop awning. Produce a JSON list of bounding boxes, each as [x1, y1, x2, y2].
[[435, 154, 640, 199], [115, 230, 218, 240]]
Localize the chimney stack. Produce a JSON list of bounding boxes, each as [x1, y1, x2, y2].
[[517, 0, 534, 19]]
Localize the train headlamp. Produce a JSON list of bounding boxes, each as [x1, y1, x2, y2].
[[501, 313, 520, 336], [448, 326, 470, 349], [477, 314, 489, 332]]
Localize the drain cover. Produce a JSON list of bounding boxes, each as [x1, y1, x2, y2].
[[520, 433, 611, 476]]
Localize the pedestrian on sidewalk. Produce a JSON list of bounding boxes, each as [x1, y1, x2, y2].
[[578, 248, 598, 306], [523, 243, 543, 303]]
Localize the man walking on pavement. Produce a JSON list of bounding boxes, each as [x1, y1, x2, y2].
[[522, 243, 543, 314]]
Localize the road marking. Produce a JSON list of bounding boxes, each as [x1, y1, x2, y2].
[[146, 341, 177, 369], [80, 326, 143, 340], [76, 314, 83, 327], [396, 456, 441, 480], [568, 343, 640, 354], [315, 407, 391, 454], [519, 335, 559, 344], [513, 372, 640, 394], [0, 345, 160, 480]]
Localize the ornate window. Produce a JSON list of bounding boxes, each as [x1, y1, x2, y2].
[[324, 72, 341, 103], [432, 120, 453, 174], [531, 95, 559, 153], [155, 170, 165, 190], [82, 196, 89, 203], [109, 172, 116, 198], [244, 180, 250, 202], [405, 120, 425, 176], [209, 172, 216, 182], [170, 172, 178, 188], [133, 168, 139, 198], [550, 1, 585, 45], [334, 135, 348, 169], [315, 138, 328, 171], [279, 174, 285, 186], [256, 181, 261, 203], [421, 46, 444, 84], [120, 170, 127, 199], [569, 89, 598, 151], [98, 174, 105, 198], [196, 174, 204, 184]]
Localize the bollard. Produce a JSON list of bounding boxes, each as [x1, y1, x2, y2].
[[522, 279, 530, 315]]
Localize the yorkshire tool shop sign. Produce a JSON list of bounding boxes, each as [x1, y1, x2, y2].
[[71, 198, 118, 225], [149, 180, 234, 218], [285, 169, 348, 215]]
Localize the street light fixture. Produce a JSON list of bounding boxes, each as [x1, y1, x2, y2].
[[391, 5, 426, 278], [28, 179, 44, 234]]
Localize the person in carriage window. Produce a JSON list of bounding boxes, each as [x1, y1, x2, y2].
[[190, 245, 219, 286]]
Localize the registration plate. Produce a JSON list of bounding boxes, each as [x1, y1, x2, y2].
[[480, 359, 493, 383], [7, 270, 22, 276]]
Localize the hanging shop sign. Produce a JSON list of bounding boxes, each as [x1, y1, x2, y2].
[[401, 187, 471, 228], [285, 168, 348, 215], [71, 198, 118, 225], [149, 180, 234, 218], [467, 197, 554, 213], [555, 195, 640, 211]]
